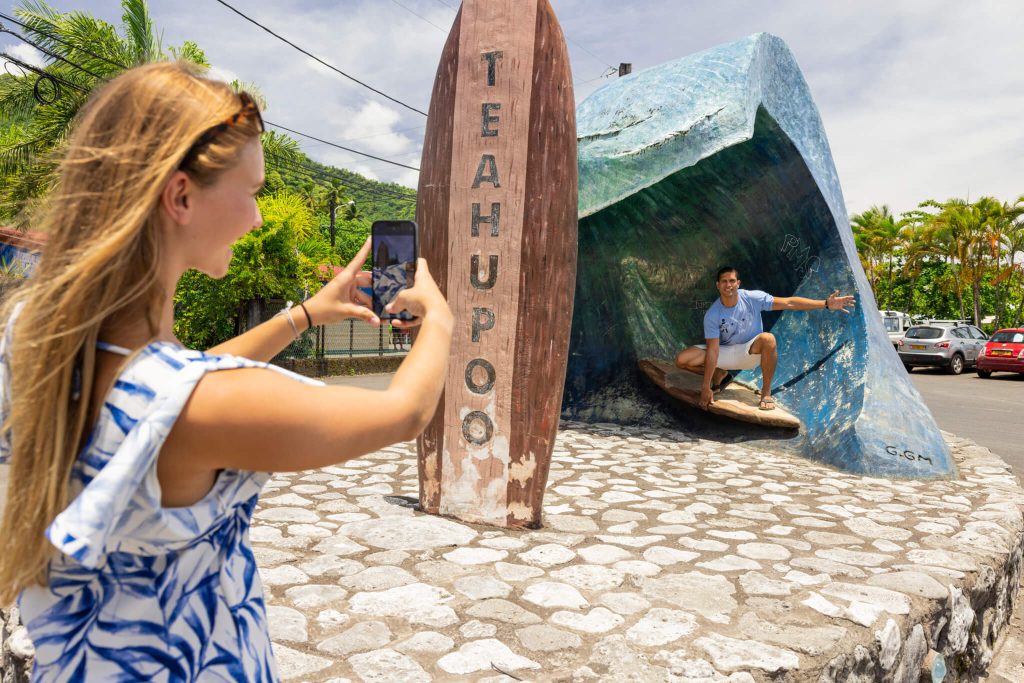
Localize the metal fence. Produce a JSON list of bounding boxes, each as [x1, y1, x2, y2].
[[321, 319, 412, 357], [260, 299, 410, 360]]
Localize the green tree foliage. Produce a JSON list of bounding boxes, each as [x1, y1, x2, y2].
[[173, 190, 335, 350], [1, 0, 419, 352], [0, 0, 307, 223], [852, 195, 1024, 329], [0, 0, 194, 222], [851, 205, 903, 307]]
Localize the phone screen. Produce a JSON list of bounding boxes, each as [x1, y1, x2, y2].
[[372, 221, 417, 321]]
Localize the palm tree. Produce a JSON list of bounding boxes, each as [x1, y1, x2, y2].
[[0, 0, 166, 221], [899, 220, 932, 315], [320, 179, 350, 248], [991, 196, 1024, 327], [851, 205, 903, 306], [911, 197, 1011, 325]]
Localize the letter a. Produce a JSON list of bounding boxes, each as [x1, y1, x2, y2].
[[472, 155, 501, 189]]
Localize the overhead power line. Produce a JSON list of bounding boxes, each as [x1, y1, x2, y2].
[[269, 155, 416, 201], [388, 0, 450, 33], [3, 14, 419, 201], [0, 21, 106, 80], [334, 124, 425, 144], [264, 120, 419, 172], [265, 152, 416, 205], [1, 24, 422, 182], [211, 0, 428, 117], [0, 51, 90, 97], [0, 11, 127, 71], [264, 150, 416, 200]]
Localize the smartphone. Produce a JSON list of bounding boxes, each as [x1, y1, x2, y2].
[[371, 220, 418, 321]]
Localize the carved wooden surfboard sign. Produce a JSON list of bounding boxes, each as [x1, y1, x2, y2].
[[415, 0, 577, 528]]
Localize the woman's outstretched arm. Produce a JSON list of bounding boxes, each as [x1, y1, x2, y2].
[[160, 258, 452, 488]]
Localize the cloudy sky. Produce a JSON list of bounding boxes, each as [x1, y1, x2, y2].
[[3, 0, 1022, 216]]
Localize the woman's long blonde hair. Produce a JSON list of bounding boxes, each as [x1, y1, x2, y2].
[[0, 62, 263, 603]]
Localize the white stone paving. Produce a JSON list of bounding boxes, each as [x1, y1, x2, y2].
[[250, 422, 1024, 681]]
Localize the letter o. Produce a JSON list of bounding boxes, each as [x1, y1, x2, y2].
[[462, 410, 494, 446], [465, 358, 496, 395]]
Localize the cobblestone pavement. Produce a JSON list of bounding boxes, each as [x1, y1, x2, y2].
[[253, 423, 1024, 682]]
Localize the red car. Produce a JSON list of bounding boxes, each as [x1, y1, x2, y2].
[[977, 328, 1024, 377]]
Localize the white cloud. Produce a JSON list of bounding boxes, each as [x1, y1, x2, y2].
[[4, 43, 47, 70], [207, 65, 239, 85], [38, 0, 1022, 210]]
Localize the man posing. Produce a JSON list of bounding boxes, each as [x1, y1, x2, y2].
[[675, 267, 854, 411]]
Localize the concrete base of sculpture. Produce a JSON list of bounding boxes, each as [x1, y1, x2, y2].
[[563, 33, 955, 479]]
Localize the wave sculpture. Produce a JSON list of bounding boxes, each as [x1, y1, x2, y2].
[[563, 33, 956, 479]]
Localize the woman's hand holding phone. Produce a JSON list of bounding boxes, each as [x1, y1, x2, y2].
[[303, 238, 380, 328], [386, 258, 451, 329]]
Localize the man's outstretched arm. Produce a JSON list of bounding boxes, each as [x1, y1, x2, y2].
[[772, 290, 855, 313]]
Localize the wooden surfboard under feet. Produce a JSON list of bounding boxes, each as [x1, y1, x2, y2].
[[639, 359, 801, 430]]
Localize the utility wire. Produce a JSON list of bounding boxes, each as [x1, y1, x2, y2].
[[264, 120, 420, 172], [266, 152, 416, 200], [0, 22, 107, 80], [211, 0, 428, 117], [388, 0, 449, 33], [266, 152, 416, 205], [575, 67, 618, 87], [0, 51, 90, 95], [264, 150, 417, 198], [333, 124, 426, 143], [264, 149, 416, 199], [269, 161, 416, 206], [564, 35, 617, 73], [0, 11, 128, 71], [2, 25, 422, 181]]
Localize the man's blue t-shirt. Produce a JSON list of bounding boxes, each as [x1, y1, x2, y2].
[[703, 289, 774, 346]]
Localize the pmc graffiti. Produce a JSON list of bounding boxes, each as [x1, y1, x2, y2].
[[780, 234, 820, 277]]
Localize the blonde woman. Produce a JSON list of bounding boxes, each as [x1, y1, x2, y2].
[[0, 63, 452, 681]]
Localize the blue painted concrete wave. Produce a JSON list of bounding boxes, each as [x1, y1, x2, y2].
[[564, 33, 955, 479]]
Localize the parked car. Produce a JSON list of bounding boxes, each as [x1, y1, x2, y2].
[[897, 323, 989, 374], [976, 328, 1024, 378]]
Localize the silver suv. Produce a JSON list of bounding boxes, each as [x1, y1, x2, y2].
[[898, 323, 989, 374]]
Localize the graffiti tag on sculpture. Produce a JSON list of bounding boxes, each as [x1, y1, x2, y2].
[[780, 233, 820, 277]]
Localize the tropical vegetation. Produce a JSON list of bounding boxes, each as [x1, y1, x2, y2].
[[0, 0, 415, 351], [852, 196, 1024, 330]]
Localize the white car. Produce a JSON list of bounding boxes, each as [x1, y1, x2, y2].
[[880, 311, 915, 349]]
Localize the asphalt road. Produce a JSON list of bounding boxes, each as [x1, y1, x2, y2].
[[325, 369, 1023, 475], [906, 366, 1023, 479]]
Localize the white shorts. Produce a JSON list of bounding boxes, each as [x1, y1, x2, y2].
[[696, 338, 761, 371]]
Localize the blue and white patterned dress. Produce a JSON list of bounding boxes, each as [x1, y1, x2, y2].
[[0, 304, 322, 681]]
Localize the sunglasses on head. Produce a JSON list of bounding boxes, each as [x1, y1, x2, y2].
[[179, 91, 264, 169]]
